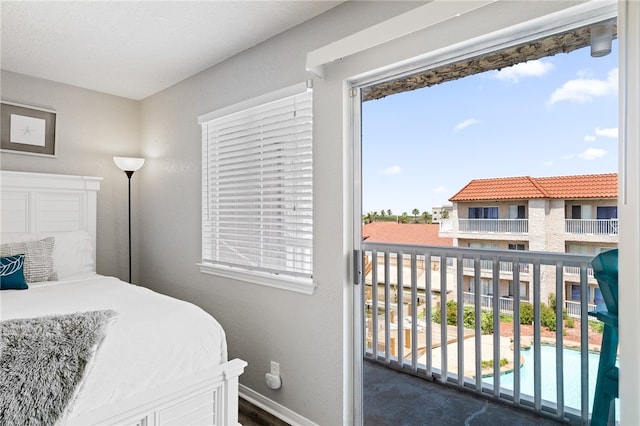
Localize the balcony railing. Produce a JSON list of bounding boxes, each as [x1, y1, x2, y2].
[[565, 300, 597, 319], [565, 218, 619, 235], [456, 218, 528, 234], [462, 291, 516, 312], [462, 258, 531, 274], [361, 242, 603, 424]]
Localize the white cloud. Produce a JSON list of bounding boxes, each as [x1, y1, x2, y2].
[[584, 135, 596, 142], [561, 154, 575, 160], [578, 148, 607, 160], [453, 118, 479, 133], [383, 165, 402, 175], [595, 127, 618, 138], [543, 161, 553, 167], [548, 68, 618, 105], [492, 60, 554, 83], [433, 185, 447, 194]]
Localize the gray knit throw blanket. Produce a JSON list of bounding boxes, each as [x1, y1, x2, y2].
[[0, 310, 117, 426]]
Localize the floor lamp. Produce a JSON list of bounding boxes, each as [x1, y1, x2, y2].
[[113, 156, 145, 283]]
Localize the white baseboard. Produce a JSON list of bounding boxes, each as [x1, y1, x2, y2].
[[238, 384, 318, 426]]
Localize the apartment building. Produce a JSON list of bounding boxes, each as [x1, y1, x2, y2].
[[439, 173, 618, 316], [431, 204, 453, 224]]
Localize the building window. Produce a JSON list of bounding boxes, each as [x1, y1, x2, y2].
[[508, 243, 525, 251], [198, 82, 314, 294], [571, 205, 582, 219], [469, 206, 498, 219], [570, 284, 581, 301], [597, 205, 618, 219], [508, 205, 526, 219], [509, 281, 528, 299], [480, 278, 493, 296]]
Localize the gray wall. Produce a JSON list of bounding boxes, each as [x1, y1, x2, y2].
[[138, 3, 424, 424], [0, 70, 141, 280]]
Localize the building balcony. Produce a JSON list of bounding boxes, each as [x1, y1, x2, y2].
[[440, 218, 528, 235], [362, 241, 614, 424], [565, 218, 618, 236]]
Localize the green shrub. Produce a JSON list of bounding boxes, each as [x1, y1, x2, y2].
[[433, 301, 492, 333], [446, 300, 458, 326], [463, 306, 475, 329], [519, 302, 534, 325], [548, 292, 568, 319], [540, 303, 557, 331], [432, 302, 446, 324], [481, 358, 508, 369], [589, 320, 605, 333], [499, 313, 513, 323], [480, 311, 494, 335], [433, 301, 459, 325], [565, 317, 575, 328]]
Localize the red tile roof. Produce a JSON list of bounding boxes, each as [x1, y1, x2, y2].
[[449, 173, 618, 201], [362, 222, 453, 246]]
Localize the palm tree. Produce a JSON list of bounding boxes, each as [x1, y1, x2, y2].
[[387, 209, 392, 216], [412, 208, 420, 223], [422, 211, 430, 224], [380, 210, 386, 218], [400, 212, 409, 224]]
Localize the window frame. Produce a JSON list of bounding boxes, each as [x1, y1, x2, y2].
[[198, 81, 315, 295]]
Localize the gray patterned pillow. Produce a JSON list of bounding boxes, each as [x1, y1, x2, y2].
[[0, 237, 57, 283]]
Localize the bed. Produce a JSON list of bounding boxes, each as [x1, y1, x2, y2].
[[0, 170, 247, 426]]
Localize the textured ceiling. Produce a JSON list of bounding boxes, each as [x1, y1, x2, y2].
[[1, 1, 342, 100]]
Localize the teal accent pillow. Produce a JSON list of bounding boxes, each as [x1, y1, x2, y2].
[[0, 254, 28, 290]]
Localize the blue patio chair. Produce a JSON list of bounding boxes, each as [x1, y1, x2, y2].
[[589, 248, 618, 426]]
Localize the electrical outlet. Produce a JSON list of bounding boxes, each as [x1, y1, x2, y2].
[[270, 361, 280, 376]]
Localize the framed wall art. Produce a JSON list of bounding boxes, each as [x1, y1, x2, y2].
[[1, 101, 57, 157]]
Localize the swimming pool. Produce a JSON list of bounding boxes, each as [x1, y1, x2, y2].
[[483, 345, 619, 420]]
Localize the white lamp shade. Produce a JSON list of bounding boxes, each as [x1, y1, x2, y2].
[[113, 156, 145, 172]]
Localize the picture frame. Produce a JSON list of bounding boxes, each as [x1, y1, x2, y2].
[[1, 101, 57, 157]]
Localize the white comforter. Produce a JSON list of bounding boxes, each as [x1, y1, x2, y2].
[[0, 274, 228, 421]]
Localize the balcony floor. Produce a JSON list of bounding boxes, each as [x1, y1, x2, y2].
[[364, 360, 566, 425]]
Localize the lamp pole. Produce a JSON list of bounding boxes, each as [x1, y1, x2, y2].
[[113, 157, 145, 284], [125, 170, 134, 283]]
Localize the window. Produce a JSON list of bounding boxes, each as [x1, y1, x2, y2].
[[570, 284, 581, 301], [468, 206, 498, 219], [198, 82, 314, 294], [571, 205, 582, 219], [597, 206, 618, 219], [480, 278, 493, 296], [508, 205, 526, 219], [509, 281, 528, 299], [508, 243, 525, 251]]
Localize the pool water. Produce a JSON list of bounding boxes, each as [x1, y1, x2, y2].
[[483, 345, 619, 420]]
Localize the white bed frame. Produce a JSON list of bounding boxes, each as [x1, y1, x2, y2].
[[0, 170, 247, 426]]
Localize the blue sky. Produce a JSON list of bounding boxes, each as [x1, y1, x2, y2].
[[362, 41, 619, 216]]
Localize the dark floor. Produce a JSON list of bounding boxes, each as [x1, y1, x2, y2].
[[239, 361, 568, 426], [364, 360, 566, 426], [239, 397, 290, 426]]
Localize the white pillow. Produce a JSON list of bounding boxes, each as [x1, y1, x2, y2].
[[0, 231, 95, 279], [48, 231, 95, 279]]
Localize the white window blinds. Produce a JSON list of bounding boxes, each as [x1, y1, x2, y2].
[[199, 82, 313, 289]]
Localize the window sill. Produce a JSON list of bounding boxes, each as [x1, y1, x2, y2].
[[198, 263, 316, 295]]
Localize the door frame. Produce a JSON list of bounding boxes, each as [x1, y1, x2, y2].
[[347, 2, 622, 425]]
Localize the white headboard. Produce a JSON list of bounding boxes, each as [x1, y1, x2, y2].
[[0, 171, 103, 259]]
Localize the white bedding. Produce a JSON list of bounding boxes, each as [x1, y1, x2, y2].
[[0, 274, 228, 421]]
